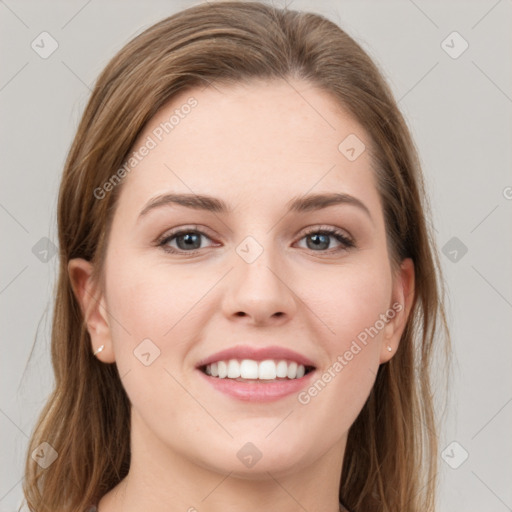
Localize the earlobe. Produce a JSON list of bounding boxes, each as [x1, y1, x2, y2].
[[67, 258, 115, 362], [380, 258, 415, 364]]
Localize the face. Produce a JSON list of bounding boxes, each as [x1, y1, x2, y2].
[[71, 78, 413, 478]]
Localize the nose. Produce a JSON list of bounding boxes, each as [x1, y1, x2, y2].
[[221, 242, 298, 326]]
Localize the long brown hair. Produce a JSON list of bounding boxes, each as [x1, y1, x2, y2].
[[22, 2, 451, 511]]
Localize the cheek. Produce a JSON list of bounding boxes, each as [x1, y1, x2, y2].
[[313, 260, 392, 349], [106, 246, 392, 362], [104, 259, 217, 366], [294, 267, 391, 429], [306, 260, 392, 402], [101, 264, 201, 452], [103, 262, 208, 416]]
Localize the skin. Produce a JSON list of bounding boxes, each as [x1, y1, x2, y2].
[[69, 78, 414, 512]]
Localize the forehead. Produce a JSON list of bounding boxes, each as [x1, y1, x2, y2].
[[115, 78, 380, 218]]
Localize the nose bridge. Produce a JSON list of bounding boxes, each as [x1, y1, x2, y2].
[[224, 231, 297, 322], [235, 232, 285, 291]]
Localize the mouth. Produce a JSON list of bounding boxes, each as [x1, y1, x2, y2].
[[196, 354, 317, 402], [199, 359, 316, 382], [195, 345, 318, 401]]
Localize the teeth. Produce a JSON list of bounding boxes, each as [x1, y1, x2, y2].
[[218, 361, 227, 378], [227, 360, 240, 378], [276, 360, 288, 378], [258, 360, 276, 380], [287, 361, 297, 379], [240, 359, 258, 379], [203, 359, 310, 380]]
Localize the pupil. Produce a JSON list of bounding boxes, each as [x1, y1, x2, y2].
[[308, 233, 329, 250], [177, 233, 200, 250]]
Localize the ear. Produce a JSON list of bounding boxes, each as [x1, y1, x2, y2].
[[380, 257, 415, 363], [68, 258, 115, 363]]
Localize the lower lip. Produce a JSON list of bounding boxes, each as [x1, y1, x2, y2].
[[196, 369, 316, 402]]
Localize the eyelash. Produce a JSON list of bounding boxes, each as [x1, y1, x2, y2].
[[156, 225, 355, 256]]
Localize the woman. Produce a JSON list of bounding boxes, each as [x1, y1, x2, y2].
[[22, 2, 450, 511]]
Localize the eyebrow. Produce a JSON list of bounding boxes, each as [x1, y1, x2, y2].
[[138, 192, 373, 222]]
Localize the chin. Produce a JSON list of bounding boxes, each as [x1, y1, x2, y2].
[[193, 439, 316, 479]]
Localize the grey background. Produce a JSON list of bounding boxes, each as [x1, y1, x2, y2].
[[1, 0, 511, 510]]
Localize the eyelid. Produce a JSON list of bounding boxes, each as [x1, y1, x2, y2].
[[156, 224, 355, 254], [298, 224, 353, 241], [156, 224, 216, 243]]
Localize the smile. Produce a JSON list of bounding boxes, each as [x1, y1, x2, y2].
[[201, 358, 314, 381], [195, 344, 318, 402]]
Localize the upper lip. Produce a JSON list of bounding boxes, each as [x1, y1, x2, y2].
[[196, 345, 317, 369]]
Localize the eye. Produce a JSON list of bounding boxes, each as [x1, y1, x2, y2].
[[157, 227, 216, 254], [296, 226, 355, 253], [157, 225, 355, 255]]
